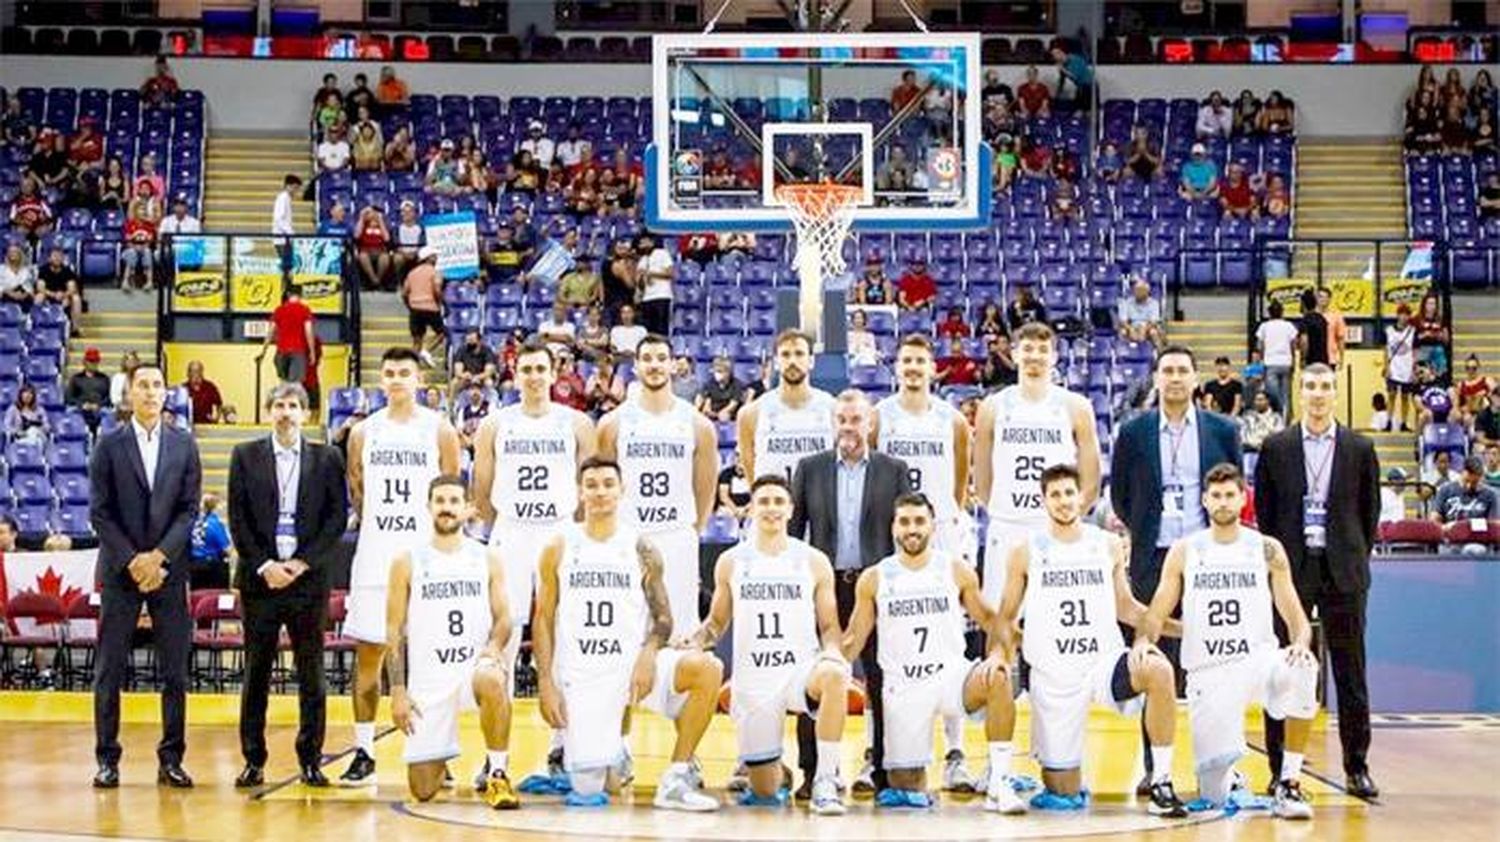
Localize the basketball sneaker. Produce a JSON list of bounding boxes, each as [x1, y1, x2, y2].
[[684, 757, 705, 790], [653, 766, 720, 812], [1147, 781, 1188, 818], [518, 747, 570, 795], [983, 776, 1028, 815], [942, 749, 978, 793], [338, 749, 376, 787], [472, 758, 490, 794], [483, 770, 521, 810], [613, 745, 635, 789], [850, 749, 876, 796], [1271, 780, 1313, 820], [809, 777, 847, 816], [563, 791, 610, 808]]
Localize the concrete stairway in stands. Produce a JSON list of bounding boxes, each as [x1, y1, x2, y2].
[[1452, 295, 1500, 381], [1293, 138, 1407, 282], [354, 293, 451, 390], [202, 133, 313, 233], [67, 308, 157, 377]]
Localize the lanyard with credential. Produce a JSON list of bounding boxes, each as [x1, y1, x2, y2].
[[1305, 436, 1334, 502], [275, 447, 301, 513], [1165, 421, 1188, 483]]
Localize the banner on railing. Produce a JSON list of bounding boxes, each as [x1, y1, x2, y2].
[[169, 235, 229, 312], [1265, 276, 1430, 318], [229, 236, 345, 314], [423, 212, 480, 281]]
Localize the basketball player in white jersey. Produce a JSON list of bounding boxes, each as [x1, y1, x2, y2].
[[872, 333, 979, 792], [341, 347, 462, 785], [995, 464, 1187, 817], [840, 493, 1026, 813], [533, 458, 725, 811], [684, 474, 851, 816], [1136, 463, 1317, 819], [472, 338, 595, 784], [738, 329, 836, 483], [596, 333, 718, 635], [974, 321, 1101, 605], [384, 475, 518, 808]]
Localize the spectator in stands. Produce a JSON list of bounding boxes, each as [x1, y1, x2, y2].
[[384, 126, 416, 172], [991, 135, 1017, 192], [0, 515, 18, 552], [1422, 449, 1460, 499], [555, 123, 589, 172], [1412, 292, 1449, 378], [1262, 172, 1291, 219], [550, 350, 587, 410], [1455, 354, 1493, 426], [1484, 442, 1500, 490], [314, 92, 344, 135], [1018, 136, 1052, 179], [936, 306, 970, 340], [1430, 456, 1500, 528], [402, 246, 444, 368], [677, 233, 719, 267], [136, 152, 166, 200], [106, 349, 140, 412], [182, 360, 234, 425], [1016, 65, 1051, 118], [851, 258, 894, 306], [1317, 287, 1348, 368], [1006, 284, 1047, 333], [1475, 110, 1497, 157], [1475, 390, 1500, 446], [9, 177, 54, 242], [389, 200, 422, 286], [520, 120, 556, 169], [982, 68, 1013, 107], [375, 65, 410, 110], [1416, 361, 1454, 431], [351, 205, 391, 291], [1479, 173, 1500, 220], [1240, 389, 1283, 452], [981, 332, 1018, 388], [1405, 89, 1442, 154], [1257, 90, 1295, 134], [1117, 277, 1164, 346], [451, 329, 497, 392], [0, 244, 36, 312], [351, 122, 383, 173], [609, 304, 646, 359], [585, 354, 627, 416], [1383, 304, 1416, 430], [890, 69, 922, 113], [1378, 467, 1409, 524], [537, 302, 579, 358], [924, 78, 955, 128], [935, 336, 979, 386], [453, 382, 491, 453], [847, 309, 881, 366], [1468, 69, 1495, 119], [1195, 91, 1233, 139], [312, 73, 342, 116], [718, 459, 752, 520], [1440, 68, 1466, 108], [635, 233, 675, 336], [37, 246, 85, 329], [187, 493, 232, 590], [1125, 126, 1161, 180], [28, 133, 72, 191], [1231, 89, 1261, 136], [158, 196, 201, 242], [896, 257, 937, 311], [1441, 97, 1471, 155], [1219, 163, 1256, 218], [1095, 140, 1123, 183], [1199, 356, 1242, 416], [876, 144, 915, 192], [484, 221, 526, 286], [975, 302, 1006, 340], [1178, 143, 1220, 200], [1296, 288, 1330, 368], [600, 238, 637, 324], [424, 139, 464, 197], [566, 168, 601, 220], [121, 182, 161, 292], [509, 206, 539, 261], [670, 356, 698, 402], [1050, 176, 1080, 221], [576, 306, 611, 361], [95, 157, 128, 210], [258, 285, 316, 386], [344, 73, 375, 123], [696, 355, 744, 422], [1051, 44, 1094, 112], [1368, 393, 1394, 431], [316, 202, 352, 239], [556, 255, 601, 309], [4, 97, 36, 147], [68, 117, 104, 171], [4, 383, 48, 444]]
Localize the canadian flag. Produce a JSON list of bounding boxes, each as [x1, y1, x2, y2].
[[0, 549, 98, 636]]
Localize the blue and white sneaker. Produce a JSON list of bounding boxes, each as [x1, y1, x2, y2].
[[983, 777, 1028, 814], [518, 747, 571, 795], [563, 791, 610, 808], [876, 788, 934, 808], [738, 787, 789, 807], [809, 777, 847, 816], [1029, 789, 1089, 811]]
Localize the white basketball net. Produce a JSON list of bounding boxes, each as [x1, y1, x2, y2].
[[775, 182, 864, 288]]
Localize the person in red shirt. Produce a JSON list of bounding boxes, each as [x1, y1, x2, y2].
[[936, 306, 971, 340], [1218, 163, 1257, 218], [182, 360, 236, 425], [258, 285, 318, 386], [896, 258, 937, 311], [549, 351, 588, 411], [735, 154, 762, 190], [140, 57, 180, 107], [1016, 65, 1052, 117], [8, 177, 53, 242], [703, 148, 736, 189], [935, 337, 980, 386], [68, 118, 104, 171], [891, 69, 922, 113]]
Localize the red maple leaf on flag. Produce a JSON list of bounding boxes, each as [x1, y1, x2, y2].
[[32, 566, 84, 606]]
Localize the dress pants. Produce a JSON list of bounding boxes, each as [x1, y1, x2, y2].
[[94, 579, 191, 767], [797, 569, 885, 790], [239, 590, 328, 767]]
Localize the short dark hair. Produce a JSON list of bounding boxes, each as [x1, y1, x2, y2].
[[428, 474, 467, 498], [129, 363, 163, 385], [1204, 462, 1244, 489], [897, 333, 934, 355], [1015, 321, 1055, 344], [516, 338, 554, 365], [1214, 355, 1231, 366], [1268, 301, 1284, 319], [1155, 345, 1196, 371], [636, 333, 672, 355], [578, 456, 622, 481], [894, 492, 935, 516], [284, 173, 303, 188], [751, 474, 791, 495], [0, 514, 18, 535], [381, 347, 422, 366], [775, 329, 814, 354], [1039, 463, 1081, 492]]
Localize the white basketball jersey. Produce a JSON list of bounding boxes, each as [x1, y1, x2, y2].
[[729, 538, 820, 693], [986, 384, 1078, 524], [406, 539, 492, 690], [875, 552, 967, 687], [352, 405, 444, 588], [616, 396, 698, 533], [490, 402, 580, 526], [553, 523, 647, 683], [752, 387, 836, 483], [1180, 527, 1278, 672], [1020, 525, 1123, 680], [875, 395, 962, 518]]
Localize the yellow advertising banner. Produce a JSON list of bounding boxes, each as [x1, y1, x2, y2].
[[171, 272, 227, 312], [228, 236, 345, 315], [1265, 277, 1430, 318]]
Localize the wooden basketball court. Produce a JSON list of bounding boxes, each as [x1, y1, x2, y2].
[[1, 692, 1494, 841]]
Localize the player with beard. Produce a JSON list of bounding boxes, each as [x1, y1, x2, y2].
[[738, 329, 836, 485], [872, 333, 978, 792], [840, 493, 1026, 813], [995, 464, 1187, 816], [384, 476, 517, 808]]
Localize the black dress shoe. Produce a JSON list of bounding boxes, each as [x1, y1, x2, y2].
[[157, 764, 195, 788], [1346, 771, 1379, 799], [93, 764, 119, 789], [300, 765, 330, 787], [234, 765, 264, 788], [793, 776, 813, 802]]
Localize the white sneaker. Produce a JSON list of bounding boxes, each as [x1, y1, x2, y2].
[[654, 769, 720, 812], [850, 758, 875, 795], [613, 745, 635, 789], [1272, 780, 1313, 820], [810, 777, 846, 816], [943, 749, 978, 793], [418, 349, 436, 369], [684, 757, 705, 790], [984, 776, 1028, 815]]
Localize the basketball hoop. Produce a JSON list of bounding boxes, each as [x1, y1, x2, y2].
[[775, 181, 864, 290]]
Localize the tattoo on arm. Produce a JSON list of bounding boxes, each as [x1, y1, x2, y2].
[[386, 636, 406, 689], [638, 538, 673, 648]]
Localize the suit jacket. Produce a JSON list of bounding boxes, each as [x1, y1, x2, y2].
[[1253, 423, 1380, 596], [228, 436, 348, 600], [88, 420, 202, 592], [1110, 407, 1243, 575], [788, 450, 912, 568]]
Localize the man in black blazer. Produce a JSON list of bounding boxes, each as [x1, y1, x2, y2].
[[228, 383, 348, 788], [788, 389, 912, 797], [1109, 345, 1242, 788], [89, 363, 202, 789], [1253, 363, 1381, 798]]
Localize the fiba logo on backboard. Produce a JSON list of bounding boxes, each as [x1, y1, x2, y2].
[[672, 149, 702, 202], [928, 147, 961, 195]]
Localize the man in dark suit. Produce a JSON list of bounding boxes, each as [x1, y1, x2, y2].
[[1110, 344, 1242, 789], [788, 389, 912, 798], [228, 383, 348, 788], [1254, 362, 1381, 799], [89, 363, 202, 789]]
